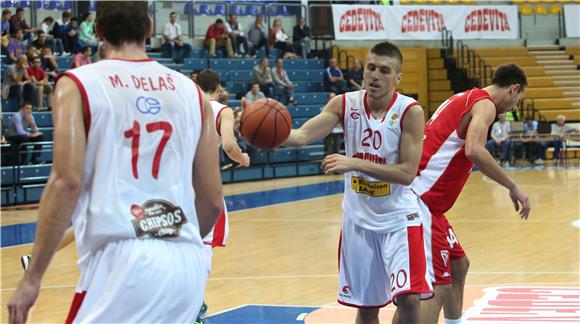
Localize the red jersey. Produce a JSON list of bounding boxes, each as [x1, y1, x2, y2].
[[411, 88, 495, 214]]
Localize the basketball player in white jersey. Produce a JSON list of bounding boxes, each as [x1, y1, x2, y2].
[[284, 42, 432, 324], [412, 64, 530, 324], [7, 2, 223, 323]]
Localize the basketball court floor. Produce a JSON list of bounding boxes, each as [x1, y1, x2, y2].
[[1, 164, 579, 323]]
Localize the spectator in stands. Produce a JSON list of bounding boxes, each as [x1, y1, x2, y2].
[[32, 31, 51, 52], [26, 45, 38, 62], [5, 101, 44, 165], [292, 17, 311, 59], [244, 82, 266, 103], [247, 15, 269, 58], [218, 84, 229, 105], [163, 12, 192, 63], [38, 18, 65, 55], [324, 92, 343, 155], [39, 16, 54, 34], [485, 113, 511, 167], [324, 58, 347, 94], [346, 58, 364, 91], [79, 12, 99, 51], [27, 56, 52, 111], [2, 55, 34, 106], [68, 17, 82, 54], [271, 58, 297, 105], [252, 57, 275, 98], [547, 114, 577, 162], [72, 46, 91, 68], [189, 70, 199, 83], [1, 9, 11, 36], [41, 47, 58, 80], [519, 116, 545, 164], [52, 11, 74, 55], [226, 14, 249, 57], [7, 29, 27, 63], [204, 18, 234, 58], [269, 18, 296, 59], [9, 8, 36, 42]]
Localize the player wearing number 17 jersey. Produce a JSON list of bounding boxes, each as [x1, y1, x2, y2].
[[7, 2, 223, 324], [411, 64, 531, 324], [285, 42, 431, 324]]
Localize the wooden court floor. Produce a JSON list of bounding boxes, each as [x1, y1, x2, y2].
[[1, 167, 579, 323]]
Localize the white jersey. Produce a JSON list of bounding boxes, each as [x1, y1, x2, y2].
[[341, 90, 421, 232], [203, 100, 230, 247], [65, 58, 205, 269]]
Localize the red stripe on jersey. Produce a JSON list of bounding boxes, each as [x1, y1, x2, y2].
[[65, 291, 87, 324], [211, 208, 227, 247], [341, 94, 346, 128], [63, 72, 91, 136], [338, 299, 390, 309], [363, 91, 399, 121], [195, 83, 204, 125], [337, 230, 342, 271], [215, 106, 229, 136], [407, 225, 431, 294], [400, 102, 419, 132], [104, 58, 154, 62]]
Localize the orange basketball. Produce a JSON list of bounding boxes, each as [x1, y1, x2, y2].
[[240, 98, 292, 149]]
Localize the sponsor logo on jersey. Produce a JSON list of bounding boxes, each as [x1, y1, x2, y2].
[[351, 176, 390, 197], [352, 152, 386, 165], [440, 250, 450, 267], [135, 96, 161, 115], [130, 199, 188, 238], [350, 110, 360, 120], [406, 213, 419, 221], [339, 285, 351, 299]]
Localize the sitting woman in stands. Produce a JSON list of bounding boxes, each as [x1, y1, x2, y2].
[[269, 18, 296, 59]]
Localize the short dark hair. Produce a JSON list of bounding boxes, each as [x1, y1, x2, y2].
[[42, 16, 54, 23], [81, 46, 91, 53], [370, 41, 403, 67], [2, 9, 11, 16], [16, 8, 24, 14], [216, 18, 223, 24], [36, 30, 45, 37], [491, 63, 527, 91], [197, 69, 221, 93], [71, 17, 78, 23], [170, 12, 177, 16], [96, 1, 150, 47], [22, 101, 32, 107], [62, 11, 71, 19]]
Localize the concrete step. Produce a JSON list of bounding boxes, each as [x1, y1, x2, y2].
[[563, 91, 580, 96], [543, 65, 577, 71], [537, 60, 575, 65], [546, 70, 580, 76], [533, 55, 570, 60], [560, 86, 580, 90], [554, 79, 580, 85]]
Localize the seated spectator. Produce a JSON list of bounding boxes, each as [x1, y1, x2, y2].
[[2, 55, 34, 106], [27, 56, 52, 111], [9, 8, 36, 43], [218, 85, 229, 105], [225, 13, 249, 57], [68, 17, 81, 54], [1, 9, 11, 36], [26, 45, 38, 62], [72, 46, 91, 68], [244, 82, 266, 103], [269, 18, 296, 59], [38, 18, 65, 55], [292, 17, 311, 59], [548, 114, 577, 162], [324, 92, 343, 155], [7, 29, 27, 63], [252, 58, 275, 98], [79, 12, 99, 51], [204, 18, 234, 58], [41, 47, 59, 80], [346, 59, 364, 91], [52, 11, 74, 55], [485, 113, 511, 167], [247, 15, 269, 58], [39, 16, 54, 34], [5, 101, 44, 165], [324, 58, 347, 94], [189, 70, 199, 83], [32, 31, 51, 52], [271, 58, 297, 105], [515, 116, 545, 164], [163, 12, 192, 63]]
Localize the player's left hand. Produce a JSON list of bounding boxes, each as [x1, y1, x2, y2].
[[7, 278, 40, 324], [322, 154, 353, 175]]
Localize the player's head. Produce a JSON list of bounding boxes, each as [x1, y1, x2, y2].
[[95, 1, 151, 48], [364, 41, 403, 100], [491, 63, 527, 113], [197, 69, 221, 95]]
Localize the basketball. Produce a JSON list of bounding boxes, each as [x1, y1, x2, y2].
[[240, 98, 292, 149]]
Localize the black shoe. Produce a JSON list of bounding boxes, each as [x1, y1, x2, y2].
[[21, 254, 31, 271]]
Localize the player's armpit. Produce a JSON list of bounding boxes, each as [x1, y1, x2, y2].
[[193, 96, 224, 238], [284, 94, 343, 147]]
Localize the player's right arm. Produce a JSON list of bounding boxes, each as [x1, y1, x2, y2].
[[192, 94, 224, 238], [220, 108, 250, 167], [7, 76, 86, 324], [465, 101, 530, 219], [284, 94, 342, 147]]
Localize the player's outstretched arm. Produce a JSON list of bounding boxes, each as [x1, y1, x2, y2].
[[323, 105, 425, 185], [220, 108, 250, 167], [193, 94, 224, 237], [465, 101, 530, 219], [7, 76, 86, 324], [283, 94, 342, 148]]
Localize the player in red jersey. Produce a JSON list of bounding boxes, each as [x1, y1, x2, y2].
[[411, 64, 531, 324]]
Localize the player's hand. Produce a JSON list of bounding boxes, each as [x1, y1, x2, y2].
[[322, 154, 353, 175], [7, 278, 40, 324], [509, 186, 530, 220], [237, 153, 250, 167]]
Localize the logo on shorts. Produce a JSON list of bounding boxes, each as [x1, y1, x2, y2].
[[130, 199, 188, 238], [406, 213, 419, 221], [442, 271, 451, 278], [440, 250, 450, 267], [339, 285, 351, 299]]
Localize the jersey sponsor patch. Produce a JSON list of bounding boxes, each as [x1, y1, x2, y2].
[[351, 176, 390, 197], [130, 199, 188, 238]]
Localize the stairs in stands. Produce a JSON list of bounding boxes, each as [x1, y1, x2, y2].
[[426, 48, 453, 115]]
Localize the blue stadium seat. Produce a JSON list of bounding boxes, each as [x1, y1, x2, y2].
[[225, 82, 248, 94], [89, 1, 96, 11], [62, 0, 72, 10], [191, 48, 205, 58], [209, 58, 258, 70], [251, 151, 269, 165], [292, 118, 308, 128], [295, 92, 327, 105], [184, 2, 193, 15], [216, 70, 229, 81], [228, 99, 241, 108], [183, 58, 208, 70], [56, 56, 72, 69], [268, 148, 297, 163], [288, 70, 324, 82], [1, 167, 15, 186], [213, 4, 226, 16], [284, 59, 324, 70], [230, 4, 243, 16], [195, 4, 212, 15], [299, 145, 324, 161], [0, 1, 16, 8], [294, 82, 324, 92], [2, 98, 19, 112], [229, 70, 252, 82], [276, 5, 291, 16], [34, 112, 53, 127], [287, 105, 321, 118]]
